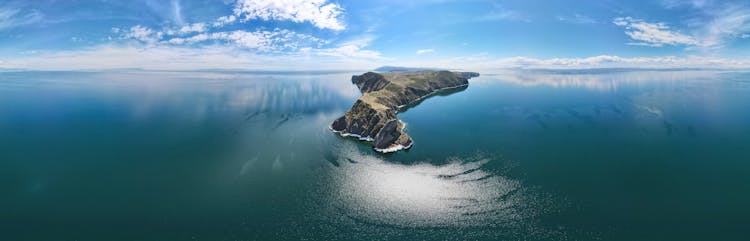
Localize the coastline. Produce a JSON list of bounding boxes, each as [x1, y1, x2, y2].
[[396, 83, 469, 111], [329, 120, 412, 153]]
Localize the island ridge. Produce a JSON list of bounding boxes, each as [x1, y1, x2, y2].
[[330, 70, 479, 153]]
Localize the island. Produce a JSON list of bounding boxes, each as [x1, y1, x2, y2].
[[330, 70, 480, 153]]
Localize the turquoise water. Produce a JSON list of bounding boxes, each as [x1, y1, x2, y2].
[[1, 69, 749, 240]]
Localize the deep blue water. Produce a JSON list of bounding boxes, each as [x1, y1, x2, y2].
[[1, 69, 749, 240]]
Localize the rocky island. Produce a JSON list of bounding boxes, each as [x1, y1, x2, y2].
[[330, 70, 480, 153]]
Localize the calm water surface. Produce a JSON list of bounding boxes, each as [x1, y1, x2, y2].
[[1, 69, 749, 240]]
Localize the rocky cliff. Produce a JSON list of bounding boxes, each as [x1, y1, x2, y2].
[[330, 70, 479, 153]]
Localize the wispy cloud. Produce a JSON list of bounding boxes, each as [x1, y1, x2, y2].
[[695, 3, 750, 48], [557, 14, 597, 24], [474, 3, 528, 22], [661, 0, 714, 9], [228, 0, 346, 30], [613, 17, 700, 47], [416, 49, 435, 55], [171, 0, 184, 25], [307, 35, 386, 59], [0, 7, 43, 31]]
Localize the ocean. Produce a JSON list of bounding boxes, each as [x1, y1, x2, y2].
[[1, 69, 749, 240]]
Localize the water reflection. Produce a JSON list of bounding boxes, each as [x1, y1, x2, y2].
[[0, 70, 360, 124], [484, 69, 725, 91]]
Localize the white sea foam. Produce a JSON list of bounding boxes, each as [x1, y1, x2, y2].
[[329, 125, 375, 142], [372, 143, 409, 153]]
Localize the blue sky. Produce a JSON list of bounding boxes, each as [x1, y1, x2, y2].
[[1, 0, 749, 70]]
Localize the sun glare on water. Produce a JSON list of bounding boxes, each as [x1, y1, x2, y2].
[[319, 145, 548, 228]]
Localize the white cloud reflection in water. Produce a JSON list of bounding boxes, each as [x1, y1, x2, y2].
[[319, 144, 555, 229], [478, 69, 726, 91]]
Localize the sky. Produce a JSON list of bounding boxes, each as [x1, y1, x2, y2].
[[1, 0, 750, 71]]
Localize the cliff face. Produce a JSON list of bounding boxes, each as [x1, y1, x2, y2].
[[331, 70, 479, 153]]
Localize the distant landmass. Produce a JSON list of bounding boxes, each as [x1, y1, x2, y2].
[[330, 70, 480, 153], [373, 66, 446, 72]]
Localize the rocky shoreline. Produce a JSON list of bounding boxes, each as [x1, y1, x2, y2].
[[330, 70, 479, 153]]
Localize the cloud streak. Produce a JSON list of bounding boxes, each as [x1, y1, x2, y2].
[[613, 17, 699, 47], [474, 4, 528, 22], [0, 7, 43, 31], [615, 2, 750, 49], [696, 3, 750, 48], [557, 14, 597, 24]]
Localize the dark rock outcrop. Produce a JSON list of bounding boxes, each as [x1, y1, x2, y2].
[[330, 70, 479, 153]]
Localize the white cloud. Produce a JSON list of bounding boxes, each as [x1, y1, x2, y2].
[[230, 0, 345, 30], [212, 15, 237, 27], [122, 21, 327, 52], [613, 17, 700, 47], [178, 22, 207, 34], [416, 49, 435, 55], [124, 25, 164, 44], [114, 1, 376, 60]]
